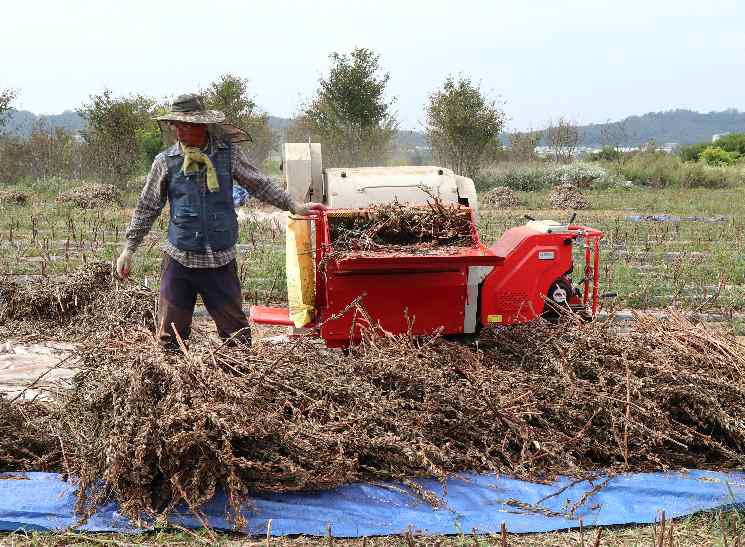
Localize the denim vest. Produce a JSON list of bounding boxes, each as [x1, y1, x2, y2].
[[165, 140, 239, 252]]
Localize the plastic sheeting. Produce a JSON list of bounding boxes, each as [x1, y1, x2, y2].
[[625, 214, 727, 223], [1, 470, 744, 536]]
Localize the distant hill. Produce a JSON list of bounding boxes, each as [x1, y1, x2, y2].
[[576, 109, 745, 147], [6, 108, 744, 148], [4, 110, 85, 136]]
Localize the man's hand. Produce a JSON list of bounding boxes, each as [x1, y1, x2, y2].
[[116, 249, 133, 279], [292, 201, 328, 216]]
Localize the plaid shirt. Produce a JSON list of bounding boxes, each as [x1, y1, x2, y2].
[[125, 140, 294, 268]]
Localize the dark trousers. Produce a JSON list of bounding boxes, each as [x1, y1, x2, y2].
[[157, 254, 251, 349]]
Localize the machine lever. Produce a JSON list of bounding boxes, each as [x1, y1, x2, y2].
[[568, 212, 577, 224], [524, 214, 535, 221]]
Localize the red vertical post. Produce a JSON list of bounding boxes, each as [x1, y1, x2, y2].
[[593, 237, 600, 316], [314, 213, 327, 312], [583, 235, 591, 306]]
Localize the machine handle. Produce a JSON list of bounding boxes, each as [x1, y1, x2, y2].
[[356, 184, 432, 192], [524, 214, 536, 221], [568, 212, 577, 224]]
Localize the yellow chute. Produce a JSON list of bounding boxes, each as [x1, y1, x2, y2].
[[286, 216, 315, 327]]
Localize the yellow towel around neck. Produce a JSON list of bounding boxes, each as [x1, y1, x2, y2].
[[180, 142, 219, 192]]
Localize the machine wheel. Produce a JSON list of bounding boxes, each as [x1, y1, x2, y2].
[[542, 278, 576, 323]]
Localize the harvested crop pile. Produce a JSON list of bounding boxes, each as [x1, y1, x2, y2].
[[328, 199, 474, 259], [0, 262, 156, 343], [21, 308, 745, 526], [0, 190, 30, 205], [56, 183, 122, 208], [549, 182, 589, 209], [483, 186, 523, 208], [3, 267, 745, 526], [0, 394, 58, 471], [0, 263, 111, 323]]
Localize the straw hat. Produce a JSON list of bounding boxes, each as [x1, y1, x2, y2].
[[155, 93, 250, 143]]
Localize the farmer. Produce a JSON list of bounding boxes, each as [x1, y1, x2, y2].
[[116, 93, 325, 350]]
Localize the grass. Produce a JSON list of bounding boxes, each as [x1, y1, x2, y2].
[[476, 185, 745, 315], [0, 175, 288, 306], [1, 508, 744, 545]]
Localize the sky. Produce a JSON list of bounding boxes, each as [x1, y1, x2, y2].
[[3, 0, 744, 131]]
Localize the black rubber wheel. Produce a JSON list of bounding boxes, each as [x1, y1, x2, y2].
[[542, 278, 575, 323]]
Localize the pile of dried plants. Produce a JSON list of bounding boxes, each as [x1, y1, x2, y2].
[[2, 264, 745, 527], [0, 394, 58, 472], [0, 189, 30, 205], [483, 186, 524, 208], [56, 183, 122, 209], [549, 182, 590, 209], [0, 262, 156, 343], [49, 310, 745, 526], [327, 199, 474, 259]]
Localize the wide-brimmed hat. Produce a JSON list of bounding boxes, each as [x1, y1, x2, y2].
[[155, 93, 225, 124], [155, 93, 250, 143]]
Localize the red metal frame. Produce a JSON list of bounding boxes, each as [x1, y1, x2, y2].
[[312, 208, 500, 347]]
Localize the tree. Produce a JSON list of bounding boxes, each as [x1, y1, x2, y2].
[[78, 90, 156, 184], [426, 76, 505, 178], [544, 117, 580, 163], [290, 48, 397, 167], [599, 119, 631, 160], [508, 130, 541, 161], [202, 73, 276, 165], [0, 88, 17, 135]]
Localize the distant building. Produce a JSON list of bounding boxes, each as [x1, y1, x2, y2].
[[712, 133, 730, 143]]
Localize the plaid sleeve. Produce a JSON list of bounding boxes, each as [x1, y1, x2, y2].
[[125, 154, 168, 253], [232, 146, 295, 212]]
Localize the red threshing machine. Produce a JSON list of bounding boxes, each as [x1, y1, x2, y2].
[[251, 207, 604, 348]]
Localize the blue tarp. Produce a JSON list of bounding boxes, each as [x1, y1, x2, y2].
[[1, 471, 744, 536], [625, 214, 727, 223], [233, 185, 251, 207]]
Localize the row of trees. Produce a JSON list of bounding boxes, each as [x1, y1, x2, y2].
[[4, 47, 586, 185], [0, 74, 275, 185]]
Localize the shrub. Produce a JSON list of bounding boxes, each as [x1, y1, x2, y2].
[[588, 146, 624, 162], [475, 163, 550, 192], [78, 90, 156, 185], [547, 162, 620, 188], [713, 133, 745, 156], [612, 152, 743, 188], [678, 142, 708, 162], [678, 162, 739, 188], [699, 146, 737, 166]]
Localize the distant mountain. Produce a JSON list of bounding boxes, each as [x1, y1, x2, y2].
[[4, 110, 85, 136], [575, 109, 745, 147], [266, 115, 429, 149]]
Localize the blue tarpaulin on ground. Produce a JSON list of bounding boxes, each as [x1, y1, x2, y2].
[[1, 471, 744, 536]]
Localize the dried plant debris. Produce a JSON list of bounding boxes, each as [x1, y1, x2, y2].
[[56, 183, 122, 209], [0, 394, 59, 472], [328, 199, 474, 259], [483, 186, 524, 208], [2, 266, 745, 527], [0, 262, 156, 342], [0, 190, 30, 205], [549, 183, 590, 209]]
